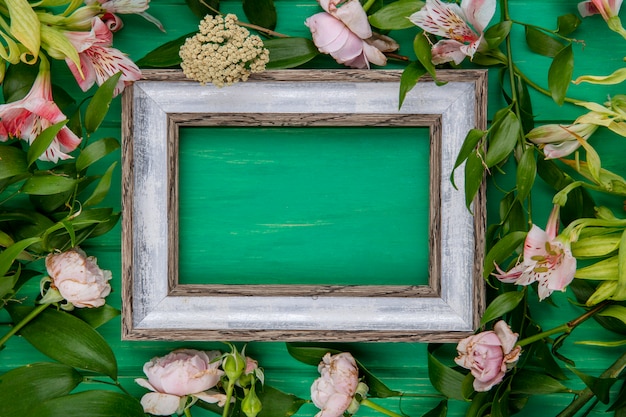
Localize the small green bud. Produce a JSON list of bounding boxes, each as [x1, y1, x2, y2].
[[222, 346, 246, 381], [241, 384, 262, 417], [575, 255, 618, 280], [586, 280, 618, 306]]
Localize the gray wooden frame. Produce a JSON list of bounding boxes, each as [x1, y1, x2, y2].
[[121, 69, 487, 342]]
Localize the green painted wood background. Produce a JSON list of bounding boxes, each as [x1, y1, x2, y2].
[[1, 1, 626, 416]]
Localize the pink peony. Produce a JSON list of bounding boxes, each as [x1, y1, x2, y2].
[[311, 352, 360, 417]]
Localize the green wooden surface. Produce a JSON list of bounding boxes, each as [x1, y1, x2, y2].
[[1, 1, 625, 416]]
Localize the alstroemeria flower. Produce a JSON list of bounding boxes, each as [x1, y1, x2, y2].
[[63, 17, 141, 97], [0, 57, 81, 162], [526, 122, 598, 159], [409, 0, 496, 64], [578, 0, 622, 20], [85, 0, 164, 31], [494, 205, 576, 300], [305, 0, 399, 69]]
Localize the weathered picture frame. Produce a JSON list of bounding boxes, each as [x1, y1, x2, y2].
[[121, 69, 487, 342]]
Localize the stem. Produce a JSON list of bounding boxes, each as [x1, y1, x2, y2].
[[362, 0, 376, 12], [516, 301, 610, 348], [185, 408, 193, 417], [0, 303, 49, 349], [222, 380, 235, 417], [556, 351, 626, 417], [512, 63, 584, 105], [360, 399, 404, 417], [501, 0, 523, 128], [235, 20, 289, 38]]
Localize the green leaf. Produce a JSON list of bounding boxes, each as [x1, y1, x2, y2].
[[369, 0, 425, 30], [0, 363, 82, 416], [525, 27, 565, 58], [186, 0, 219, 19], [510, 370, 570, 394], [548, 44, 574, 105], [27, 121, 68, 167], [31, 391, 145, 417], [516, 147, 536, 202], [0, 145, 28, 180], [76, 137, 120, 172], [569, 366, 617, 404], [464, 149, 485, 210], [422, 400, 448, 417], [399, 61, 427, 109], [556, 14, 581, 35], [21, 174, 77, 195], [264, 38, 319, 69], [481, 291, 525, 325], [85, 72, 122, 134], [483, 231, 527, 279], [428, 346, 468, 401], [2, 60, 38, 102], [8, 306, 118, 379], [414, 33, 438, 81], [0, 237, 41, 278], [71, 304, 120, 329], [243, 0, 276, 30], [485, 109, 521, 167], [466, 392, 492, 417], [484, 21, 512, 49], [257, 385, 307, 417], [136, 33, 192, 68], [83, 162, 117, 207], [598, 305, 626, 326]]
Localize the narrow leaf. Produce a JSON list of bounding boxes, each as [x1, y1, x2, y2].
[[428, 347, 467, 401], [72, 304, 121, 329], [414, 33, 438, 81], [76, 137, 120, 172], [0, 237, 41, 278], [32, 391, 145, 417], [483, 231, 527, 279], [369, 0, 425, 30], [464, 149, 485, 210], [0, 363, 82, 416], [399, 61, 427, 109], [516, 147, 536, 202], [525, 27, 565, 58], [510, 370, 569, 394], [548, 44, 574, 105], [83, 162, 117, 207], [481, 291, 525, 325], [85, 72, 122, 134], [616, 230, 626, 300], [21, 175, 77, 195], [186, 0, 219, 19], [0, 145, 28, 180], [264, 38, 319, 69], [422, 400, 448, 417], [136, 33, 192, 68], [8, 306, 118, 379], [598, 305, 626, 326], [569, 367, 617, 404], [256, 385, 307, 417], [451, 129, 486, 189], [27, 121, 67, 167], [243, 0, 276, 30], [485, 110, 521, 167]]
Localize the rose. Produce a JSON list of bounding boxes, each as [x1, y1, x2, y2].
[[45, 247, 112, 308], [135, 349, 227, 416], [455, 320, 522, 391], [311, 352, 360, 417]]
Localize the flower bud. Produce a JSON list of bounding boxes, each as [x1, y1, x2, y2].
[[241, 384, 262, 417], [222, 347, 246, 381]]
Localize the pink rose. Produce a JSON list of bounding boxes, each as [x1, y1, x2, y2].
[[311, 352, 359, 417], [45, 248, 111, 308], [305, 0, 398, 69], [455, 321, 522, 392], [135, 349, 227, 416]]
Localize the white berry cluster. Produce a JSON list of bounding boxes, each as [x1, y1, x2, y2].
[[179, 13, 270, 87]]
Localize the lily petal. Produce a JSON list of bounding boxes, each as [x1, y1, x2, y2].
[[462, 0, 496, 32], [431, 39, 468, 65]]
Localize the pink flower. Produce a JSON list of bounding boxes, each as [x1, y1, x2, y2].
[[311, 352, 360, 417], [135, 349, 228, 416], [305, 0, 398, 69], [0, 58, 81, 163], [578, 0, 622, 20], [455, 321, 521, 391], [84, 0, 164, 31], [494, 205, 577, 301], [409, 0, 496, 64], [63, 17, 141, 97], [526, 123, 598, 159], [46, 248, 111, 308]]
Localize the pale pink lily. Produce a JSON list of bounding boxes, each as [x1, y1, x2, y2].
[[494, 205, 576, 301], [0, 57, 81, 162], [305, 0, 399, 69], [63, 17, 141, 97], [526, 122, 598, 159], [84, 0, 164, 31], [409, 0, 496, 65]]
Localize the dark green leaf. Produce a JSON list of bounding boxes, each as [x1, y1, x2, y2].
[[265, 38, 319, 69], [485, 110, 521, 167], [483, 231, 527, 279], [83, 162, 117, 207], [257, 385, 308, 417], [464, 149, 485, 210], [136, 33, 192, 68], [31, 391, 145, 417], [525, 27, 566, 58], [27, 121, 68, 167], [422, 400, 448, 417], [399, 61, 427, 109], [21, 174, 77, 195], [548, 44, 574, 105], [85, 72, 122, 134], [0, 237, 41, 278], [0, 145, 28, 180], [557, 14, 581, 35], [451, 128, 487, 189], [484, 21, 512, 49], [466, 392, 492, 417], [428, 346, 467, 401], [72, 304, 120, 329], [186, 0, 219, 19], [571, 280, 626, 334], [414, 33, 438, 81], [510, 370, 570, 394], [0, 363, 82, 416], [0, 266, 20, 300], [514, 74, 534, 133], [8, 306, 118, 379], [516, 147, 536, 202], [2, 60, 38, 102], [569, 367, 617, 404], [243, 0, 276, 30], [85, 212, 120, 240], [608, 380, 626, 412], [369, 0, 425, 30], [480, 291, 525, 325], [76, 137, 120, 173]]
